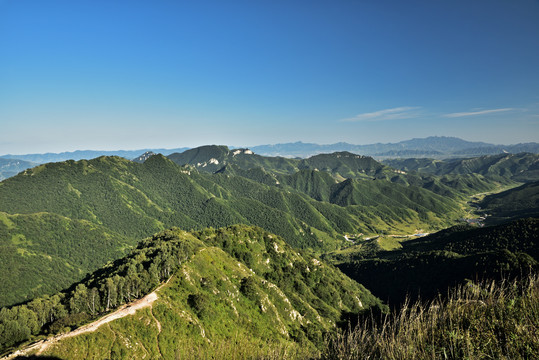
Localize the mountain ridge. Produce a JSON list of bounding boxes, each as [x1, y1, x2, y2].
[[0, 153, 467, 306], [0, 225, 385, 357], [3, 137, 538, 167]]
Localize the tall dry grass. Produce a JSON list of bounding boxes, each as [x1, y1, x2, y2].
[[320, 274, 539, 360]]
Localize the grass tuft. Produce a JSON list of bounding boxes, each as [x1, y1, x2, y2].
[[320, 273, 539, 360]]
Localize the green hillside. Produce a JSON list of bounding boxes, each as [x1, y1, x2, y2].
[[480, 181, 539, 223], [0, 154, 466, 306], [168, 146, 518, 202], [298, 152, 388, 180], [383, 153, 539, 182], [168, 146, 300, 175], [332, 218, 539, 306], [0, 225, 385, 358], [0, 212, 131, 307]]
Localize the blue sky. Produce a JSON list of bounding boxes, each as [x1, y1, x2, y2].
[[1, 0, 538, 154]]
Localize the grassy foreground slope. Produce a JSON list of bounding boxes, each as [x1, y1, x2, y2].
[[0, 225, 385, 358], [322, 274, 539, 360]]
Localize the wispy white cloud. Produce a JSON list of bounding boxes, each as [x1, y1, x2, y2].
[[443, 108, 514, 118], [341, 106, 421, 122]]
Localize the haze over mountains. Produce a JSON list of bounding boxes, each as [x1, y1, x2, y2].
[[1, 136, 538, 165], [1, 136, 537, 183], [250, 137, 539, 159]]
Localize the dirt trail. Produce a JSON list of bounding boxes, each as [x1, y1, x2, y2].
[[2, 279, 171, 359]]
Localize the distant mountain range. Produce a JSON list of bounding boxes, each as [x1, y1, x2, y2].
[[0, 158, 37, 181], [0, 147, 189, 164], [1, 137, 538, 167], [249, 137, 539, 158]]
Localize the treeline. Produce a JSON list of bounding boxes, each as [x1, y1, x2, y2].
[[0, 228, 200, 352]]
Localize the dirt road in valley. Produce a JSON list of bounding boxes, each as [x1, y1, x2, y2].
[[2, 280, 169, 359]]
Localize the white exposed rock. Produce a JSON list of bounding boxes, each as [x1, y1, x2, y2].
[[182, 269, 193, 285], [208, 158, 219, 165], [273, 242, 283, 253], [290, 309, 302, 321]]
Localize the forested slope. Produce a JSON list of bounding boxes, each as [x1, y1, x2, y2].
[[334, 218, 539, 306], [0, 225, 385, 358], [480, 181, 539, 223], [0, 154, 465, 306]]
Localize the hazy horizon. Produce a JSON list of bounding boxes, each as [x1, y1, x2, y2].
[[2, 1, 538, 154], [1, 135, 536, 157]]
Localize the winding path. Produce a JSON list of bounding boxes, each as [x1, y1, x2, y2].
[[2, 279, 171, 359]]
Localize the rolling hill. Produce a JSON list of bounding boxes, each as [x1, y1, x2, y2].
[[168, 146, 516, 201], [383, 152, 539, 182], [0, 225, 385, 358], [0, 154, 465, 307], [480, 181, 539, 223], [332, 218, 539, 306]]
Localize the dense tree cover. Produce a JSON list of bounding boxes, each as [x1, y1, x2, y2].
[[298, 152, 387, 180], [0, 227, 201, 351], [333, 218, 539, 306], [0, 154, 469, 306], [0, 225, 385, 355], [383, 152, 539, 182], [480, 181, 539, 223], [0, 211, 131, 307]]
